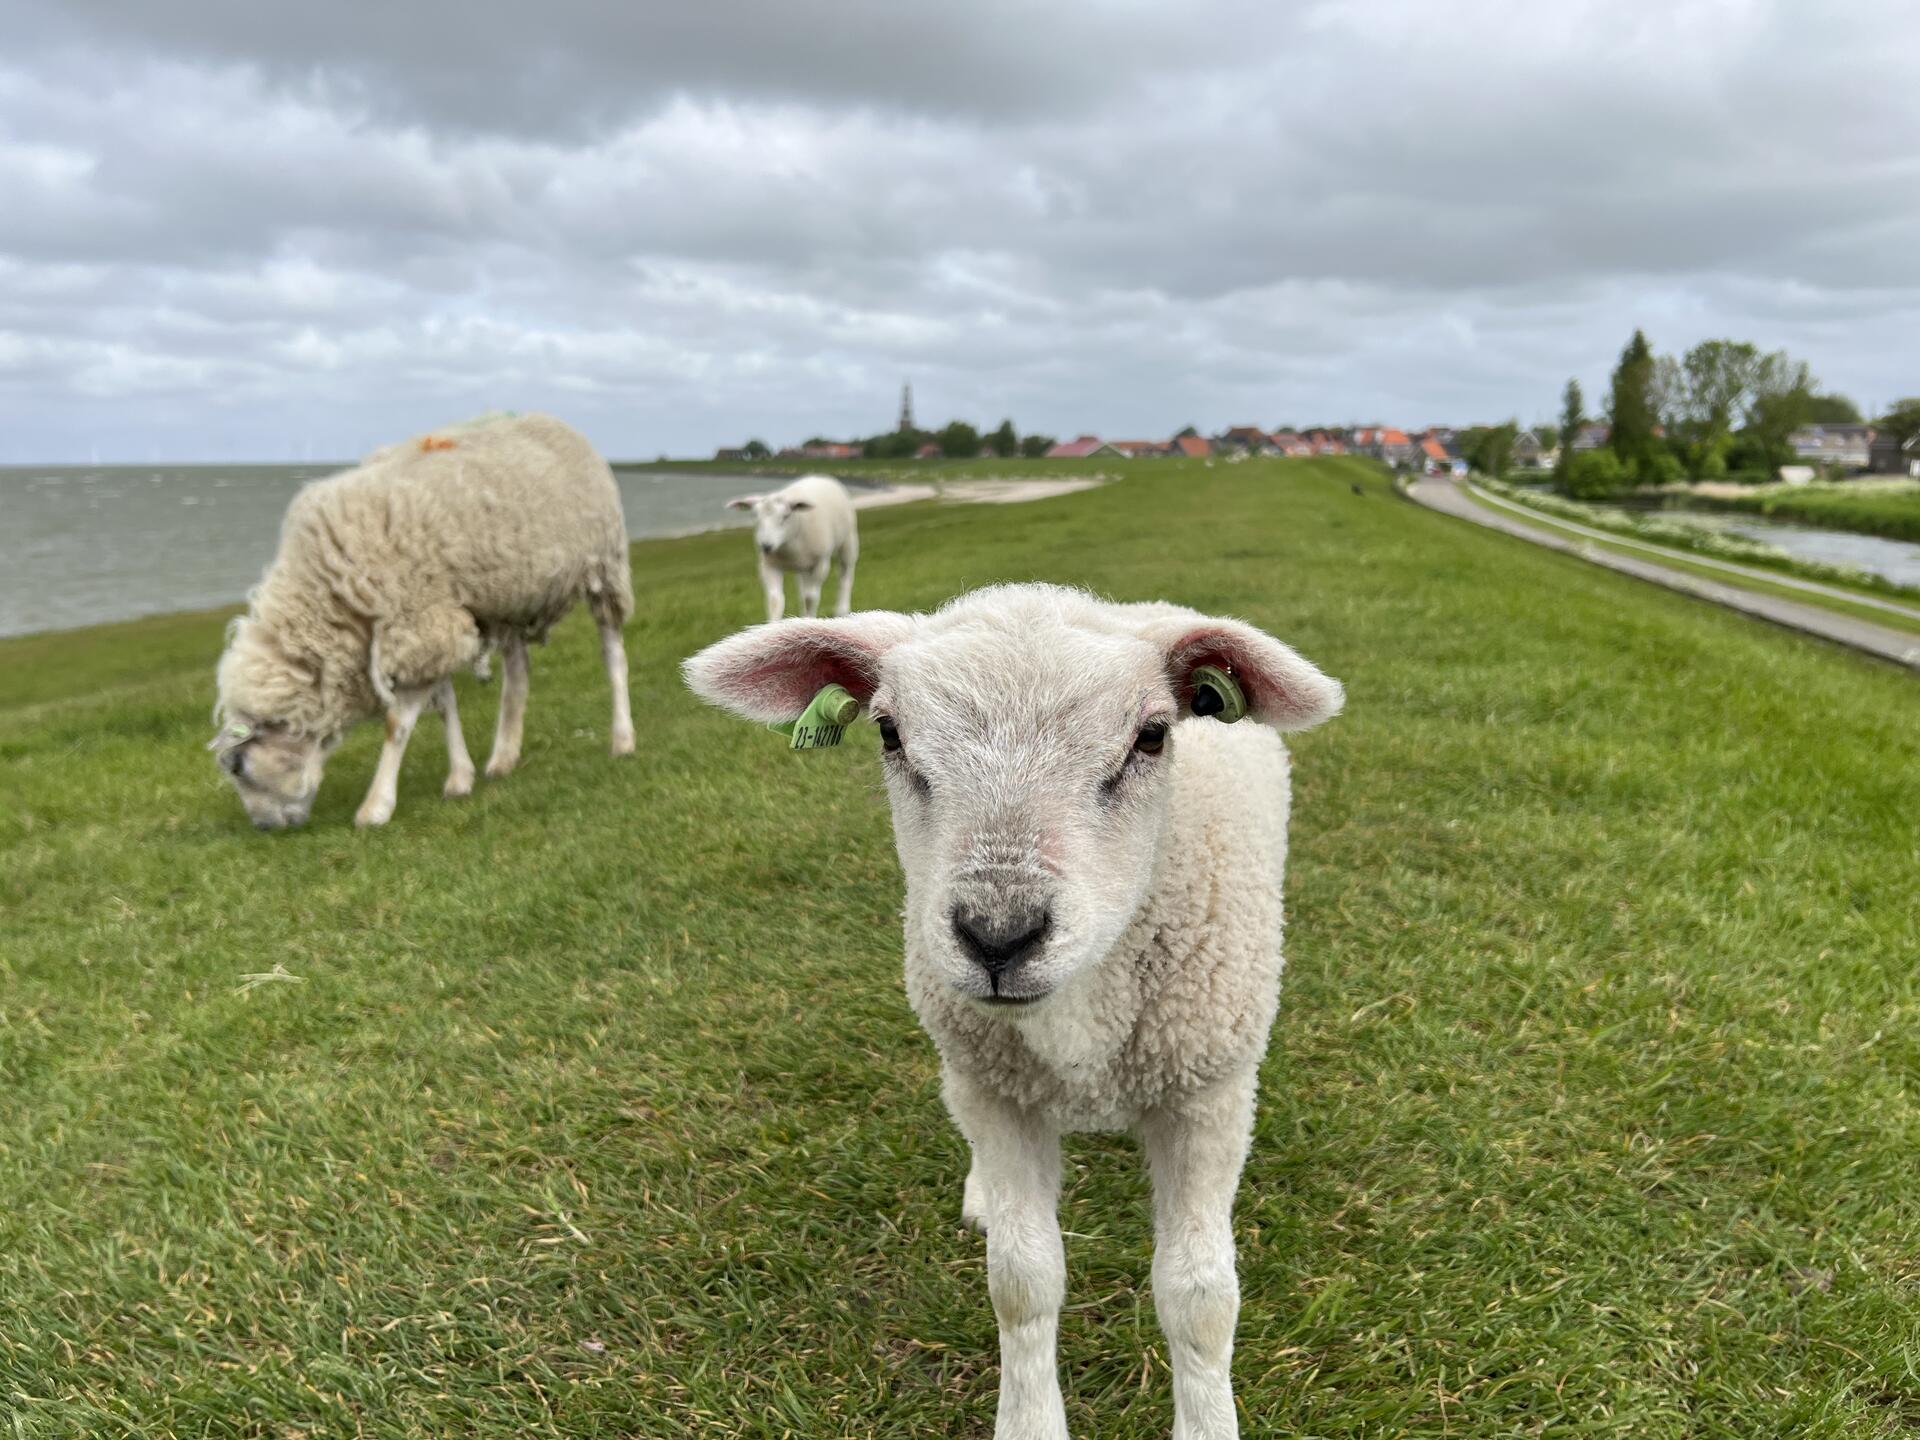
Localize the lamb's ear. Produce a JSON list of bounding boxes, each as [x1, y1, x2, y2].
[[1134, 610, 1343, 732], [725, 495, 762, 511], [683, 614, 915, 725]]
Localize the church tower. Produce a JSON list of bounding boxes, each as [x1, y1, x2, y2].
[[898, 382, 915, 434]]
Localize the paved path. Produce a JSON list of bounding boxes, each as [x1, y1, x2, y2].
[[1405, 475, 1920, 673]]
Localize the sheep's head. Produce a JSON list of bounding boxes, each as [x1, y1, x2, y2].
[[209, 716, 334, 830], [684, 584, 1342, 1012], [726, 491, 815, 558]]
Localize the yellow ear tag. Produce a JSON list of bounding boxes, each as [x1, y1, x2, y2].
[[771, 684, 860, 750]]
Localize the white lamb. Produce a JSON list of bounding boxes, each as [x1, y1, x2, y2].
[[725, 474, 859, 622], [211, 413, 635, 830], [684, 583, 1343, 1440]]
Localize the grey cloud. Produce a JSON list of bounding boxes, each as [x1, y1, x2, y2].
[[1, 0, 1918, 462]]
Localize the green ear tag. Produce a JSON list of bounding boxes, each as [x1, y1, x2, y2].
[[1189, 665, 1247, 723], [771, 683, 860, 751]]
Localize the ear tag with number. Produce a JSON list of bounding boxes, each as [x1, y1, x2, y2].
[[1189, 665, 1247, 723], [771, 683, 860, 750]]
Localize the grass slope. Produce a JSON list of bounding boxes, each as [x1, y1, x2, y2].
[[2, 458, 1916, 1439]]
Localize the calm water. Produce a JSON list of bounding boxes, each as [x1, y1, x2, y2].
[[0, 464, 851, 639], [1649, 508, 1920, 588]]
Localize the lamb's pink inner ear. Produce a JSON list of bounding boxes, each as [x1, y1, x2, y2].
[[683, 615, 915, 725], [1158, 621, 1344, 732]]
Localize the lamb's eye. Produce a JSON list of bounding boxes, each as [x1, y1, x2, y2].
[[877, 717, 902, 753], [1133, 722, 1167, 755]]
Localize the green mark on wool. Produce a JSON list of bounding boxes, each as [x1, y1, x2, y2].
[[1189, 664, 1247, 723], [771, 684, 860, 750]]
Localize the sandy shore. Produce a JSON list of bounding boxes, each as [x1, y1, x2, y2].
[[850, 476, 1107, 510]]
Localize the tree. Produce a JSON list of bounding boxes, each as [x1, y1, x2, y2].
[[1742, 350, 1816, 473], [1802, 393, 1862, 423], [987, 419, 1018, 457], [1173, 424, 1199, 439], [1466, 420, 1518, 478], [1878, 398, 1920, 447], [1020, 434, 1055, 458], [1555, 378, 1584, 484], [937, 421, 981, 458], [1535, 422, 1560, 453], [742, 438, 770, 460], [1607, 330, 1659, 475]]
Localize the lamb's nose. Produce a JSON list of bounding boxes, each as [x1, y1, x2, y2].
[[759, 542, 775, 555], [952, 905, 1051, 979]]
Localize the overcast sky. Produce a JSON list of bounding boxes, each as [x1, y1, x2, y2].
[[2, 0, 1916, 462]]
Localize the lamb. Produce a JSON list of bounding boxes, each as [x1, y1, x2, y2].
[[725, 474, 859, 622], [211, 412, 635, 829], [683, 583, 1343, 1439]]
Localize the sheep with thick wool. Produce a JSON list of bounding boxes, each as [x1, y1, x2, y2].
[[725, 474, 859, 623], [212, 413, 635, 829], [685, 582, 1342, 1440]]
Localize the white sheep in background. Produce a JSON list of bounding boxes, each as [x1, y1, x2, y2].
[[685, 583, 1343, 1440], [725, 474, 859, 622], [211, 413, 635, 829]]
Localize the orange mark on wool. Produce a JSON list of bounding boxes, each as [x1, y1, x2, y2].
[[420, 435, 459, 452]]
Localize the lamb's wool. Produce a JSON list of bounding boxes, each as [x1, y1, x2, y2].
[[216, 413, 631, 740]]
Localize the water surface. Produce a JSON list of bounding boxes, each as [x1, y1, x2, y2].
[[1646, 508, 1920, 588], [0, 464, 844, 638]]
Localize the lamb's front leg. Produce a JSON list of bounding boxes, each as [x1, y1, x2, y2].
[[948, 1074, 1068, 1440], [831, 538, 857, 616], [355, 684, 434, 827], [797, 557, 830, 618], [758, 554, 787, 623], [1142, 1077, 1258, 1440]]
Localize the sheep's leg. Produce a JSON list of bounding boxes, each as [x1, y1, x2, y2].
[[594, 605, 635, 757], [962, 1148, 988, 1233], [1142, 1077, 1257, 1440], [832, 535, 857, 616], [354, 684, 435, 827], [485, 635, 530, 779], [797, 558, 830, 618], [947, 1074, 1068, 1440], [759, 555, 786, 623], [437, 679, 476, 798]]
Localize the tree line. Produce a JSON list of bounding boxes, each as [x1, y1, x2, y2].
[[1552, 333, 1881, 498], [733, 419, 1058, 461]]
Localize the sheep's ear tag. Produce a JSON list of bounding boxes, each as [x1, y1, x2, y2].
[[1189, 665, 1247, 723], [770, 683, 859, 751], [208, 721, 252, 751]]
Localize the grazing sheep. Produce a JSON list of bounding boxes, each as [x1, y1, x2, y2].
[[725, 474, 859, 622], [684, 583, 1343, 1439], [211, 413, 635, 829]]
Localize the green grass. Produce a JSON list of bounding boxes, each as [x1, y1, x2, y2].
[[1689, 481, 1920, 544], [3, 457, 1917, 1438], [1454, 483, 1920, 639]]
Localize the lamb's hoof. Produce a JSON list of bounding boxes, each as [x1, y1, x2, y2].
[[354, 800, 394, 827], [484, 754, 518, 780], [443, 770, 475, 799], [610, 727, 635, 757]]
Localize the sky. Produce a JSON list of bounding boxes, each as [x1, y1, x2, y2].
[[1, 0, 1917, 463]]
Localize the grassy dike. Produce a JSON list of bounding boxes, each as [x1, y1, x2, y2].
[[2, 458, 1916, 1438]]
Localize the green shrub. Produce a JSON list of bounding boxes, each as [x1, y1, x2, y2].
[[1563, 448, 1631, 499], [1638, 450, 1687, 487]]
